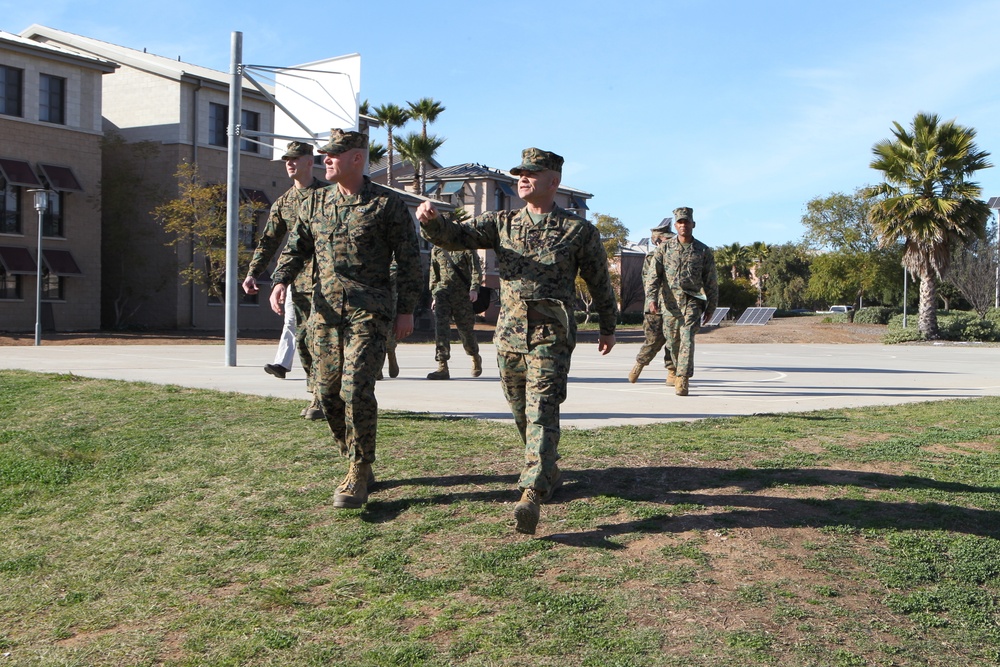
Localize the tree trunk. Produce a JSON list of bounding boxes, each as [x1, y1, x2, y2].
[[917, 269, 939, 339]]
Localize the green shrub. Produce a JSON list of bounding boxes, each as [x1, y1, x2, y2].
[[886, 310, 999, 343], [618, 312, 645, 326], [883, 328, 924, 344], [854, 307, 895, 325]]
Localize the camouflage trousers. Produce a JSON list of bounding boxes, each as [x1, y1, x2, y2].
[[634, 311, 674, 370], [664, 295, 704, 378], [432, 288, 480, 362], [309, 308, 388, 463], [498, 321, 571, 495], [290, 286, 314, 391]]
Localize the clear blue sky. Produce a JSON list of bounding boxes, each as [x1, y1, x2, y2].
[[8, 0, 1000, 247]]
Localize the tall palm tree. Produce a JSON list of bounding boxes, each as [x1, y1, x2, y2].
[[406, 98, 445, 189], [372, 103, 409, 187], [396, 132, 445, 195], [747, 241, 770, 306], [407, 97, 445, 139], [866, 112, 992, 338]]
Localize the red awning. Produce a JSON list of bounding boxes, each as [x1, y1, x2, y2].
[[0, 245, 38, 275], [0, 158, 42, 188], [41, 249, 83, 276], [37, 164, 83, 192]]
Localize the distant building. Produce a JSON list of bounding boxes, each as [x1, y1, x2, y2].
[[0, 30, 117, 332]]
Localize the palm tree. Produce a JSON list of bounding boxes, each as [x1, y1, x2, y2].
[[395, 132, 445, 195], [372, 103, 409, 187], [715, 242, 750, 280], [368, 141, 387, 169], [407, 97, 445, 139], [866, 112, 992, 338], [406, 98, 445, 189], [747, 241, 770, 306]]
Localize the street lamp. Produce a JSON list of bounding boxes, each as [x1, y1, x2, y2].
[[27, 189, 51, 346]]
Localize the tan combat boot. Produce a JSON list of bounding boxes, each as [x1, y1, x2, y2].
[[304, 395, 325, 420], [514, 488, 541, 534], [471, 353, 483, 378], [628, 363, 645, 383], [426, 360, 450, 380], [387, 350, 400, 378], [666, 369, 676, 386], [675, 376, 689, 396], [333, 460, 372, 509]]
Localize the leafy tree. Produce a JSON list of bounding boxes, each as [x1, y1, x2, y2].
[[746, 241, 770, 306], [866, 112, 992, 338], [592, 213, 630, 260], [153, 162, 260, 302], [801, 188, 903, 309], [98, 131, 167, 328], [945, 217, 998, 316], [372, 103, 410, 187], [395, 132, 445, 195], [760, 243, 812, 310]]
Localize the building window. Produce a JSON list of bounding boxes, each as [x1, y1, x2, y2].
[[39, 74, 66, 125], [41, 270, 63, 301], [240, 110, 259, 153], [0, 66, 23, 117], [1, 178, 20, 234], [0, 269, 20, 299], [42, 192, 64, 238], [209, 103, 227, 147]]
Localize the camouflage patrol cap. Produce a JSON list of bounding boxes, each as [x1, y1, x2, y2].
[[651, 217, 673, 232], [510, 147, 564, 175], [317, 128, 368, 155], [281, 141, 314, 160], [673, 207, 694, 223]]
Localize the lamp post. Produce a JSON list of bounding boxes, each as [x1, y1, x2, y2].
[[27, 189, 50, 346]]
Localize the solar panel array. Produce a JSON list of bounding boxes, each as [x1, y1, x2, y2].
[[703, 307, 730, 327], [735, 307, 776, 325]]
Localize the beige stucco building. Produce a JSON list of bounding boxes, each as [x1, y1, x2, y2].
[[0, 30, 117, 332]]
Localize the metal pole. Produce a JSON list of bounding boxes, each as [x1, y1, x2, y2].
[[224, 31, 243, 366], [28, 189, 49, 346], [902, 268, 908, 329]]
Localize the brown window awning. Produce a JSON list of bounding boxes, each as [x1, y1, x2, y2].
[[0, 245, 38, 274], [0, 158, 42, 188], [42, 249, 83, 276], [37, 164, 82, 192], [240, 187, 271, 208]]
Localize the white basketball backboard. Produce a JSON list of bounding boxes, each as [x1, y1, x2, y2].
[[271, 53, 361, 157]]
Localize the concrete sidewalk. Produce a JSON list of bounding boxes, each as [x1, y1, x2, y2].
[[2, 342, 999, 428]]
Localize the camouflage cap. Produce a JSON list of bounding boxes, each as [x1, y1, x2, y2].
[[317, 128, 368, 155], [509, 147, 564, 175], [281, 141, 314, 160], [673, 207, 694, 223], [651, 217, 673, 232]]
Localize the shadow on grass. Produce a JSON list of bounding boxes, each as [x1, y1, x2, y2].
[[369, 465, 1000, 543]]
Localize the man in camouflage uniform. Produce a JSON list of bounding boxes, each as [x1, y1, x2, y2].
[[628, 217, 676, 384], [271, 129, 422, 509], [426, 245, 484, 380], [417, 148, 617, 535], [242, 141, 325, 419], [645, 207, 718, 396]]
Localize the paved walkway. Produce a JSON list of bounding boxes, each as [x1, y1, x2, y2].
[[3, 341, 1000, 428]]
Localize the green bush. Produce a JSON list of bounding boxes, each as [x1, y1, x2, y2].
[[854, 307, 895, 325], [822, 313, 851, 324], [886, 310, 1000, 343]]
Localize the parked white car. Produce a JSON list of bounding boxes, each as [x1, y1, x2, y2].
[[829, 305, 854, 313]]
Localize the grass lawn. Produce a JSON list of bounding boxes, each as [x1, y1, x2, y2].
[[2, 369, 1000, 666]]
